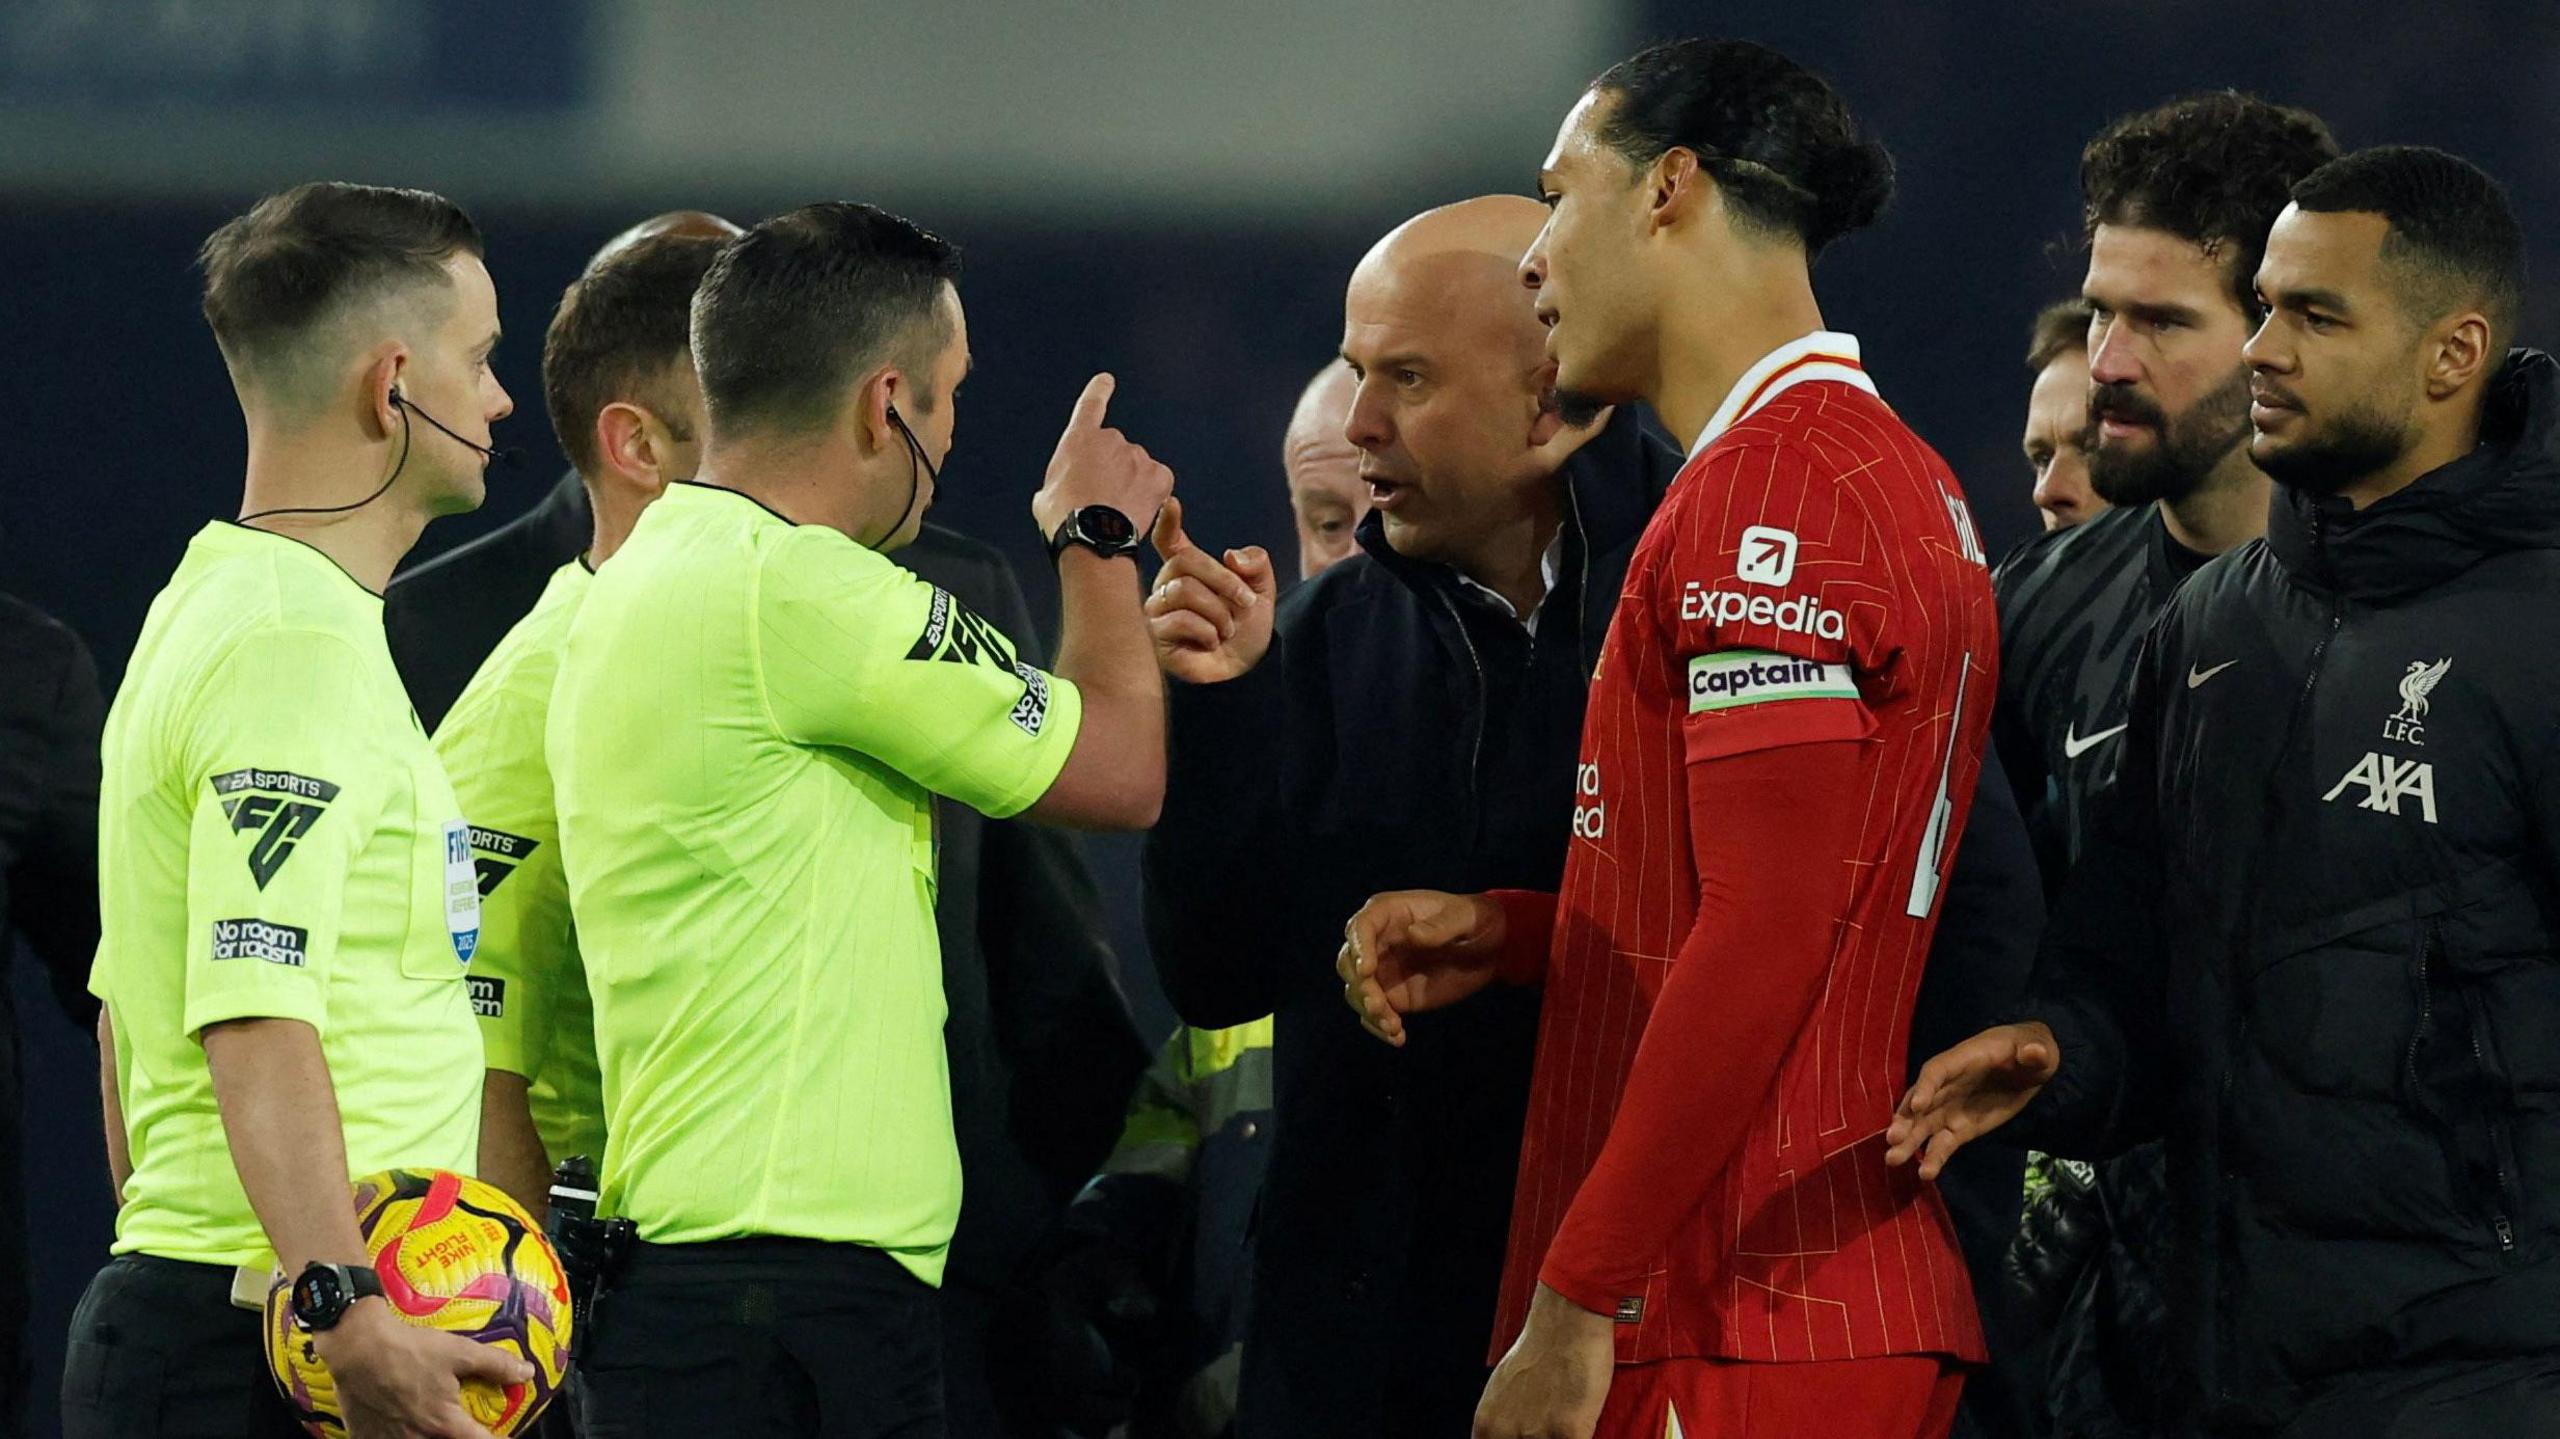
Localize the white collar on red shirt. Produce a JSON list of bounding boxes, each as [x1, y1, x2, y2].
[[1684, 329, 1878, 461]]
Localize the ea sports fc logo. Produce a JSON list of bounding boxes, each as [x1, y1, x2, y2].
[[211, 767, 341, 889]]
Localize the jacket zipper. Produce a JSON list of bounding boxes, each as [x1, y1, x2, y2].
[[2467, 987, 2519, 1250], [1564, 481, 1594, 679], [2217, 509, 2347, 1404], [1435, 588, 1488, 798], [2403, 924, 2437, 1121]]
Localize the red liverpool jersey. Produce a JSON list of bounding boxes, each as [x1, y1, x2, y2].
[[1493, 332, 1997, 1367]]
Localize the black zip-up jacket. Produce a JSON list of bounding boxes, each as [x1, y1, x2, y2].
[[2019, 351, 2560, 1435], [1145, 412, 1676, 1438], [1994, 506, 2211, 1438]]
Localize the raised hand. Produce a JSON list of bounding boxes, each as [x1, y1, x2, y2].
[[1144, 499, 1276, 683], [1034, 373, 1176, 541], [1335, 890, 1510, 1046], [1885, 1021, 2063, 1181]]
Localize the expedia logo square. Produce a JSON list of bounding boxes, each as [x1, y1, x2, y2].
[[467, 975, 506, 1018], [210, 916, 308, 967], [1736, 526, 1799, 587], [211, 768, 341, 889]]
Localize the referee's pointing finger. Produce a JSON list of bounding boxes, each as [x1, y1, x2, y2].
[[1069, 371, 1116, 430]]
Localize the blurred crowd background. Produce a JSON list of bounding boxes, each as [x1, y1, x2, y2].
[[4, 1, 2557, 1431]]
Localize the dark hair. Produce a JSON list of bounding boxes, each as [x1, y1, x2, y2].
[[1589, 37, 1893, 256], [2026, 297, 2093, 371], [2080, 92, 2338, 310], [542, 233, 726, 478], [199, 182, 484, 384], [690, 202, 963, 437], [2290, 145, 2527, 344]]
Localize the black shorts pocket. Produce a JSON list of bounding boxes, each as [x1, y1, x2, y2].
[[61, 1336, 165, 1439]]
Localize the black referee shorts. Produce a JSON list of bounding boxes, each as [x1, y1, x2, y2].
[[578, 1236, 945, 1439], [62, 1254, 304, 1439]]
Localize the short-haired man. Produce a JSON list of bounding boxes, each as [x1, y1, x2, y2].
[[387, 210, 1149, 1439], [1340, 40, 1998, 1438], [432, 228, 729, 1223], [554, 202, 1173, 1439], [385, 211, 739, 731], [70, 182, 529, 1439], [1899, 146, 2560, 1436], [1144, 193, 1676, 1438], [1983, 95, 2336, 1439], [1282, 359, 1367, 578], [2022, 298, 2103, 531]]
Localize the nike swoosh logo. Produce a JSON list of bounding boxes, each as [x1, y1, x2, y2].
[[2188, 660, 2239, 689], [2062, 723, 2128, 760]]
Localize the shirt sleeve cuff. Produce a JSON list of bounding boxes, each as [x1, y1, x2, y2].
[[1536, 1250, 1633, 1323], [1485, 889, 1557, 987], [184, 988, 326, 1043]]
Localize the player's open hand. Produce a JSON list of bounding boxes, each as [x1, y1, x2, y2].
[[318, 1295, 533, 1438], [1886, 1021, 2062, 1181], [1336, 889, 1508, 1047], [1034, 373, 1174, 540], [1145, 499, 1275, 683], [1473, 1283, 1614, 1439]]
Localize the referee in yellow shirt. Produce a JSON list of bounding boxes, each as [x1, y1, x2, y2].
[[434, 224, 734, 1223], [68, 183, 532, 1439], [553, 202, 1186, 1438]]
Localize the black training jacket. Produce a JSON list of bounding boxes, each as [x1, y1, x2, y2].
[[1994, 505, 2211, 1437], [1996, 502, 2213, 895], [2018, 351, 2560, 1435], [1146, 411, 1676, 1439]]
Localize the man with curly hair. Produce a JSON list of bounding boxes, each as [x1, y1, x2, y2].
[[1986, 93, 2339, 1439]]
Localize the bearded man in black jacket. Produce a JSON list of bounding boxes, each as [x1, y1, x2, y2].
[[1898, 147, 2560, 1439]]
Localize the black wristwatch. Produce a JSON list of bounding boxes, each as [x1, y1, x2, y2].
[[1046, 505, 1140, 561], [289, 1261, 384, 1333]]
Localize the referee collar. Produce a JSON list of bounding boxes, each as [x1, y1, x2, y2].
[[1685, 330, 1875, 460]]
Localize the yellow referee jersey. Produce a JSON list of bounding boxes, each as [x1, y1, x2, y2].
[[91, 522, 482, 1268], [434, 559, 603, 1169], [550, 482, 1082, 1284]]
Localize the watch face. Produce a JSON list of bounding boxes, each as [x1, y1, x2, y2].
[[291, 1267, 346, 1329], [1079, 506, 1136, 546]]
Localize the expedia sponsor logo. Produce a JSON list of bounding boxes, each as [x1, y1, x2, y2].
[[212, 767, 341, 889], [1571, 761, 1605, 840], [210, 916, 308, 967], [466, 826, 540, 897], [1687, 649, 1859, 713], [1678, 584, 1848, 642], [1735, 526, 1799, 587], [467, 975, 506, 1018]]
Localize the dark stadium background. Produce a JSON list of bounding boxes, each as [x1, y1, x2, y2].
[[4, 1, 2554, 1430]]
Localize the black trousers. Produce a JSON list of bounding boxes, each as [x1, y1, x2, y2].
[[579, 1237, 945, 1439], [62, 1254, 304, 1439]]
